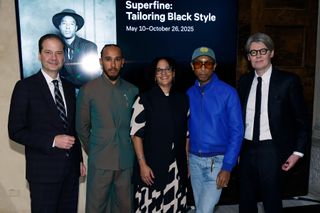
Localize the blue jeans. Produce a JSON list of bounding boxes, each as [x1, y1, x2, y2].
[[189, 154, 224, 213]]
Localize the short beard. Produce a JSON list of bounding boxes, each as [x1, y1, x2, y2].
[[104, 70, 120, 82], [107, 74, 119, 82]]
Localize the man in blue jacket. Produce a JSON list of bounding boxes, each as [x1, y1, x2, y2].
[[187, 47, 244, 213]]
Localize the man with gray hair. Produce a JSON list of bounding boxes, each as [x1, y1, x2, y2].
[[238, 32, 308, 213]]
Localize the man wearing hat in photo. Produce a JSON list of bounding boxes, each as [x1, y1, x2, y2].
[[187, 47, 244, 212], [53, 9, 99, 88]]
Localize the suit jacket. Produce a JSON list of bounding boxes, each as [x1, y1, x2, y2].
[[238, 68, 308, 163], [8, 71, 82, 183], [61, 36, 98, 87], [76, 74, 138, 170]]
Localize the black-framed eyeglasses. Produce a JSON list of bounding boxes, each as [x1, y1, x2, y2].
[[248, 48, 269, 56], [192, 60, 215, 69], [156, 67, 172, 74]]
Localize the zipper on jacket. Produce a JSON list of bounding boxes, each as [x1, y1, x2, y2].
[[199, 86, 204, 153]]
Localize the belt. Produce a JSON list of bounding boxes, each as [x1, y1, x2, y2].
[[189, 151, 224, 157], [243, 139, 273, 143]]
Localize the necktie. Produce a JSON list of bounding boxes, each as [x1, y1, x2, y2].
[[253, 77, 262, 142], [67, 48, 73, 60], [52, 80, 68, 129]]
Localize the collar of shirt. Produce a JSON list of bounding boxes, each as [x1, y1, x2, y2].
[[254, 65, 272, 84], [41, 69, 62, 86], [41, 69, 67, 113], [64, 35, 78, 49], [101, 73, 122, 87]]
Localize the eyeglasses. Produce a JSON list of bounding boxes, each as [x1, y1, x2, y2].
[[192, 61, 215, 69], [156, 67, 172, 74], [248, 48, 269, 56]]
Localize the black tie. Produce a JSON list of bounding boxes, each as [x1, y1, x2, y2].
[[253, 77, 262, 142], [52, 80, 68, 129]]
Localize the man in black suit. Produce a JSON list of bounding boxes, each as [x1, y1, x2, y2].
[[8, 34, 85, 213], [238, 32, 308, 213], [52, 9, 99, 88]]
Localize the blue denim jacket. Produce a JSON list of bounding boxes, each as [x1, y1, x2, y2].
[[187, 74, 244, 171]]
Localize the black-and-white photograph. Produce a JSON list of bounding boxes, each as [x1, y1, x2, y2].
[[16, 0, 116, 87]]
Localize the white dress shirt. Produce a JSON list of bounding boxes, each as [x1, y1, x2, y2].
[[245, 66, 272, 141], [41, 70, 68, 148], [41, 69, 67, 115]]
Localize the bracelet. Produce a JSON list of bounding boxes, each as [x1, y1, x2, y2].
[[137, 156, 145, 161]]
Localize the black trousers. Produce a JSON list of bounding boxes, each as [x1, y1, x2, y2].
[[239, 140, 283, 213], [29, 169, 79, 213]]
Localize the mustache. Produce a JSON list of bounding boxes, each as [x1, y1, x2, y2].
[[106, 68, 119, 72]]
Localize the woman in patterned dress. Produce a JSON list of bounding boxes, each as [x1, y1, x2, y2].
[[130, 57, 189, 213]]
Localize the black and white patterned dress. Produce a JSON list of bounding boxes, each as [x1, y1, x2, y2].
[[130, 86, 189, 213]]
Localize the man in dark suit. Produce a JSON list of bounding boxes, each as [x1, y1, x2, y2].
[[8, 34, 85, 213], [238, 32, 309, 213], [52, 9, 99, 88]]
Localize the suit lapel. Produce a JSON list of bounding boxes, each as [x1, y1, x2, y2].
[[36, 71, 60, 114], [243, 72, 255, 115], [268, 69, 281, 125], [36, 71, 65, 128]]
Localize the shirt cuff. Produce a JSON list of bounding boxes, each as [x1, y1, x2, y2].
[[222, 162, 233, 172], [52, 139, 56, 147], [293, 151, 304, 157]]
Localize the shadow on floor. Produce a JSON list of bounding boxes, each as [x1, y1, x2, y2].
[[284, 204, 320, 213]]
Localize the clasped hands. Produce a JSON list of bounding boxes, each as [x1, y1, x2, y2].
[[54, 134, 75, 150]]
